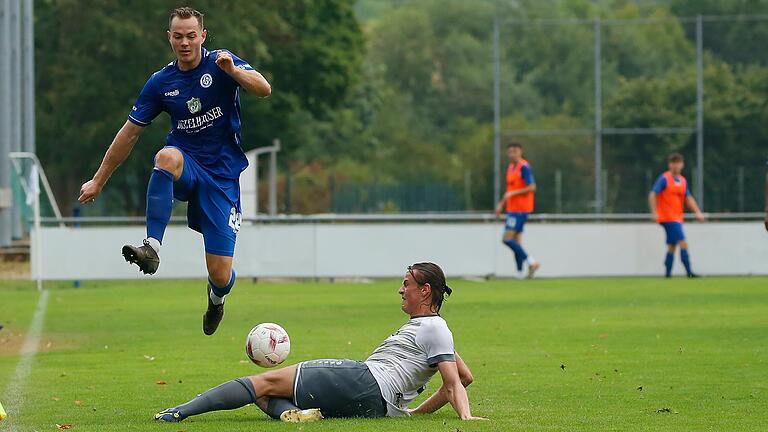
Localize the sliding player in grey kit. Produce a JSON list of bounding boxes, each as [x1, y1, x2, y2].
[[155, 263, 487, 423]]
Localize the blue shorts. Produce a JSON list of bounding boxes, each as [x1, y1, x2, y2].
[[504, 212, 529, 233], [660, 222, 685, 245], [169, 147, 241, 257]]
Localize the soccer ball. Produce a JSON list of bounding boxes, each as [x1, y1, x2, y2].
[[246, 323, 291, 368]]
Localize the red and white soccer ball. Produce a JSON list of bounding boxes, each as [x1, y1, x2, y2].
[[246, 323, 291, 368]]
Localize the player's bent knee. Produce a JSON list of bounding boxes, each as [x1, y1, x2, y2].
[[248, 371, 289, 398], [154, 148, 183, 174], [208, 268, 232, 288], [249, 375, 273, 395]]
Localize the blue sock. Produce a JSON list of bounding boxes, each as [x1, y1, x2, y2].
[[146, 168, 175, 243], [503, 239, 528, 272], [680, 249, 693, 276], [664, 252, 674, 277], [209, 269, 236, 298]]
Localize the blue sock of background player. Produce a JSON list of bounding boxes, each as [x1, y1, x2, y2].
[[664, 251, 674, 277], [145, 168, 175, 252], [503, 238, 527, 272], [680, 248, 693, 276]]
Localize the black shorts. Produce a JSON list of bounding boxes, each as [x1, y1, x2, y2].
[[293, 359, 387, 418]]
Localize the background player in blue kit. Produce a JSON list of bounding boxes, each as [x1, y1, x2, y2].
[[78, 7, 271, 335], [494, 143, 540, 279]]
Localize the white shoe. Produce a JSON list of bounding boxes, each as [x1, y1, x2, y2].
[[527, 261, 540, 279], [280, 408, 323, 423]]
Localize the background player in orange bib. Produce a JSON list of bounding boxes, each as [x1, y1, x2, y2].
[[648, 153, 705, 277], [495, 142, 540, 279]]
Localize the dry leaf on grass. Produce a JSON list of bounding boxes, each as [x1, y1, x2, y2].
[[156, 380, 168, 385], [56, 424, 74, 429]]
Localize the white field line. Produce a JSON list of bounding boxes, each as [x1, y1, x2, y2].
[[2, 289, 49, 432]]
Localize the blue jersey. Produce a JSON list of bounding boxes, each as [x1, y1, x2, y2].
[[128, 48, 253, 179], [519, 164, 534, 185]]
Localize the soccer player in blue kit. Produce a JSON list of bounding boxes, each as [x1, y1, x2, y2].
[[78, 7, 271, 335]]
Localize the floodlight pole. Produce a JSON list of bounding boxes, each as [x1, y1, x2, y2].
[[594, 18, 603, 213], [695, 15, 704, 209], [0, 0, 13, 247], [492, 17, 501, 209], [23, 0, 36, 156], [10, 0, 23, 240]]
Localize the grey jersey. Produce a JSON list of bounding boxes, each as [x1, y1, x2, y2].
[[364, 315, 455, 416]]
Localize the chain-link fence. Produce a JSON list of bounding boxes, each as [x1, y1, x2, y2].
[[285, 13, 767, 215]]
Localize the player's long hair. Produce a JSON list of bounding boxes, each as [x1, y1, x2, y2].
[[409, 262, 452, 313]]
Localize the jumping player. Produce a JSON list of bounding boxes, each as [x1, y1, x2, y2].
[[648, 153, 705, 278], [78, 7, 271, 334], [154, 263, 486, 423], [494, 142, 540, 279]]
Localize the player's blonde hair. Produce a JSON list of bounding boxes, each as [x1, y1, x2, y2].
[[169, 6, 204, 29]]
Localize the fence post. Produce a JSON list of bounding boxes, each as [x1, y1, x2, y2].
[[269, 139, 279, 216], [695, 15, 705, 209], [737, 166, 745, 212], [555, 169, 563, 213], [594, 17, 603, 213], [464, 169, 472, 211]]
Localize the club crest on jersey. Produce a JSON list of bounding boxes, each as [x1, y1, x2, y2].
[[200, 73, 213, 88], [186, 97, 202, 114]]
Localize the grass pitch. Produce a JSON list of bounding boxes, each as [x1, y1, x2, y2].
[[1, 276, 766, 431]]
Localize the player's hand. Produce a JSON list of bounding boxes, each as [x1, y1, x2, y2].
[[650, 212, 658, 222], [78, 179, 103, 204], [763, 216, 767, 232], [695, 212, 705, 222], [215, 50, 235, 74], [494, 203, 504, 218]]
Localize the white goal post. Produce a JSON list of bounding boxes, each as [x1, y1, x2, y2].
[[9, 152, 62, 290]]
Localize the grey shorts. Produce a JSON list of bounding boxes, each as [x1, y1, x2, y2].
[[293, 359, 387, 418]]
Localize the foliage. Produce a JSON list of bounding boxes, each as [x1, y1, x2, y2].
[[34, 0, 768, 214], [35, 0, 363, 215]]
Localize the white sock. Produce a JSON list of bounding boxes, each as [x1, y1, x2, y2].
[[515, 271, 526, 280], [146, 237, 161, 254], [209, 289, 225, 305], [526, 256, 537, 266]]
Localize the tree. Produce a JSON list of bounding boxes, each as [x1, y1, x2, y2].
[[35, 0, 364, 215]]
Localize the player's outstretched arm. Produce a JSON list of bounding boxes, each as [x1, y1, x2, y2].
[[685, 195, 705, 222], [411, 353, 474, 415], [414, 359, 485, 420], [648, 192, 658, 221], [215, 50, 271, 97], [78, 120, 144, 204]]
